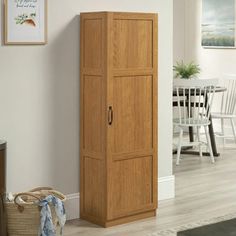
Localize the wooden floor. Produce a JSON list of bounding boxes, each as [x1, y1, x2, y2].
[[64, 146, 236, 236]]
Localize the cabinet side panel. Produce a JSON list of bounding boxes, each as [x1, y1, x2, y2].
[[80, 13, 106, 222]]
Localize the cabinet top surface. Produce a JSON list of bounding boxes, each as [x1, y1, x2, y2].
[[79, 11, 158, 16]]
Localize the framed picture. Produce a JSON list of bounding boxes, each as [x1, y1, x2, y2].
[[202, 0, 236, 48], [4, 0, 47, 45]]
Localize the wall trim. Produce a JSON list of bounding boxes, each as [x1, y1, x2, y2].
[[158, 175, 175, 201], [65, 175, 176, 220], [65, 193, 80, 220]]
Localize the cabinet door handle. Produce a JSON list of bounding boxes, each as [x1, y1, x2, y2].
[[108, 106, 113, 125]]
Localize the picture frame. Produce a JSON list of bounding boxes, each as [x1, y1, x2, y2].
[[4, 0, 47, 45], [202, 0, 236, 49]]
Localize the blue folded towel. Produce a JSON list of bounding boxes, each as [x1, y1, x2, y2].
[[38, 195, 66, 236]]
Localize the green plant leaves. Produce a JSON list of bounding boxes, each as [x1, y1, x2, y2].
[[173, 61, 200, 79]]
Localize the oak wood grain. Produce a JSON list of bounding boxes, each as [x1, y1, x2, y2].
[[80, 12, 158, 227], [67, 147, 236, 235]]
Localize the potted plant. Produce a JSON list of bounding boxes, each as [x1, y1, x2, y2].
[[173, 61, 201, 79]]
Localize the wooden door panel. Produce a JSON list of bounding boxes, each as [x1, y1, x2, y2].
[[110, 156, 153, 218], [83, 18, 103, 69], [112, 75, 153, 154], [113, 19, 153, 69]]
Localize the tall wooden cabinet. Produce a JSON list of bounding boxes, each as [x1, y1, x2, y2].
[[80, 12, 158, 227]]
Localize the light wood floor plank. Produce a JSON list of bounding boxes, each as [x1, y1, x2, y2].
[[64, 146, 236, 236]]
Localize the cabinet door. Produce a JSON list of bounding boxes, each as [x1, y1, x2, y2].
[[107, 13, 157, 219]]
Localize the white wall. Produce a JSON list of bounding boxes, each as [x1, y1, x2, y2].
[[173, 0, 185, 63], [187, 0, 236, 78], [174, 0, 236, 133], [175, 0, 236, 77], [0, 0, 173, 195]]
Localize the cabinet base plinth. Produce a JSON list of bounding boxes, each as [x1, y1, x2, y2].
[[81, 210, 156, 228]]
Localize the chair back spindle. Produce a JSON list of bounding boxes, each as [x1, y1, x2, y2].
[[220, 75, 236, 115], [173, 79, 218, 126]]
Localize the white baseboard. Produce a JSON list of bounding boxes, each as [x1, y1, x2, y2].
[[158, 175, 175, 201], [65, 175, 175, 220], [65, 193, 80, 220]]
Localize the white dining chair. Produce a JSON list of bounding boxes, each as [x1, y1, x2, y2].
[[211, 74, 236, 145], [173, 79, 218, 165]]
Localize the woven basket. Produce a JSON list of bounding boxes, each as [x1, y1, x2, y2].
[[5, 187, 66, 236]]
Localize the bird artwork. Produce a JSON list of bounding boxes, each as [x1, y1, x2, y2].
[[15, 13, 36, 27]]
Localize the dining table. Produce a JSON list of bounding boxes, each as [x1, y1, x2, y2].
[[173, 86, 227, 157]]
